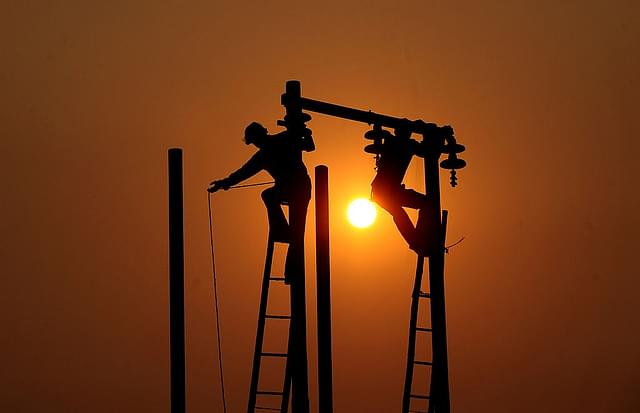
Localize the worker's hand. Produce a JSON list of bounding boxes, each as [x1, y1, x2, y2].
[[207, 179, 230, 193], [207, 181, 222, 193]]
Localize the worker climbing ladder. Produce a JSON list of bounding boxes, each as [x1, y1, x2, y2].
[[403, 211, 448, 413]]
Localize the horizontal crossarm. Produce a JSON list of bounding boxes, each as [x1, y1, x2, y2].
[[281, 80, 451, 137]]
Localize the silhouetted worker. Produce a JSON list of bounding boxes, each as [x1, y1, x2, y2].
[[370, 122, 432, 255], [208, 121, 315, 282]]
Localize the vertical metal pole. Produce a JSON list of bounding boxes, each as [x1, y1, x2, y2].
[[315, 165, 334, 413], [290, 267, 310, 413], [283, 79, 310, 413], [282, 80, 302, 112], [168, 148, 186, 413], [424, 153, 450, 413]]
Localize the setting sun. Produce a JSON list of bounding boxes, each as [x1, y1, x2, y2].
[[347, 198, 377, 228]]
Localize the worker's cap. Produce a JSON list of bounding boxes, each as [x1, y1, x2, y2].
[[244, 122, 268, 144]]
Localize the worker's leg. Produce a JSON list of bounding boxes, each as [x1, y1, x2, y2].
[[399, 187, 428, 209], [283, 178, 311, 283], [373, 185, 426, 253], [261, 186, 289, 241], [387, 205, 420, 248], [372, 186, 412, 244], [396, 187, 438, 256]]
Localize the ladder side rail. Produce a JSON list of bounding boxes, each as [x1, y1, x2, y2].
[[279, 322, 294, 413], [248, 238, 277, 412], [402, 255, 426, 413]]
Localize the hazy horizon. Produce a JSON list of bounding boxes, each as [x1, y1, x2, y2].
[[1, 1, 639, 412]]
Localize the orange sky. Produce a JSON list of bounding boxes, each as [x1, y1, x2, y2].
[[1, 1, 639, 412]]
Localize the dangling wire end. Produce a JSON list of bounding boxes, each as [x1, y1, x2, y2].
[[444, 236, 465, 253]]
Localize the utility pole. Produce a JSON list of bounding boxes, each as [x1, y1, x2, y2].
[[282, 80, 463, 412], [423, 146, 451, 413], [168, 148, 186, 413], [315, 165, 334, 413], [283, 81, 311, 413]]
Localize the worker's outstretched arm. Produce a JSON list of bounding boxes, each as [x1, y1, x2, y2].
[[208, 151, 264, 192]]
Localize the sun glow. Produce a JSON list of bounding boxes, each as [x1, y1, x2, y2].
[[347, 198, 377, 228]]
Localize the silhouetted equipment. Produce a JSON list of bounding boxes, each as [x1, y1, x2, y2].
[[363, 125, 390, 157], [281, 80, 465, 413], [168, 148, 186, 413], [281, 82, 466, 186], [440, 153, 466, 188], [247, 236, 294, 413], [314, 165, 334, 413], [440, 142, 466, 187], [441, 142, 465, 154], [364, 125, 393, 143], [364, 142, 385, 155], [277, 82, 314, 145]]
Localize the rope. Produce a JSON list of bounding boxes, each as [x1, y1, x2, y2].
[[208, 193, 228, 413], [229, 181, 274, 189], [205, 182, 269, 412]]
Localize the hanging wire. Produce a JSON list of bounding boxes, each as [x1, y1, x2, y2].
[[444, 236, 465, 253], [206, 181, 269, 412], [207, 193, 228, 413]]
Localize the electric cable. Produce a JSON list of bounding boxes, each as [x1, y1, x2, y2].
[[206, 181, 271, 413], [229, 181, 274, 189], [444, 236, 465, 253], [208, 193, 228, 413]]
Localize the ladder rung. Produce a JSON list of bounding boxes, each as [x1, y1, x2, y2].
[[261, 352, 288, 358], [269, 276, 286, 281], [257, 390, 284, 396], [272, 240, 290, 245], [416, 327, 432, 332], [414, 360, 433, 366], [265, 314, 291, 319], [418, 291, 431, 298], [255, 407, 281, 411], [410, 393, 431, 400]]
